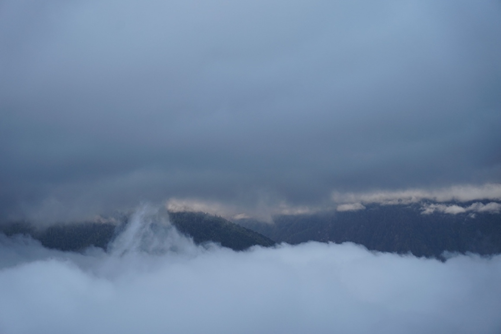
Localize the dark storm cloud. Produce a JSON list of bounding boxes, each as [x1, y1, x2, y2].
[[1, 0, 501, 220], [1, 206, 501, 334]]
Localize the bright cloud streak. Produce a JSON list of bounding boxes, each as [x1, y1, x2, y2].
[[422, 202, 501, 215], [332, 183, 501, 205], [337, 203, 366, 212]]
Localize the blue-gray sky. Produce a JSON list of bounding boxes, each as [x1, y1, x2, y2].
[[1, 0, 501, 221]]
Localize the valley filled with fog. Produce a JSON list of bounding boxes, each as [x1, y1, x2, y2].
[[1, 206, 501, 334]]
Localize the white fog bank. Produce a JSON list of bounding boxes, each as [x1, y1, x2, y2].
[[0, 207, 500, 334]]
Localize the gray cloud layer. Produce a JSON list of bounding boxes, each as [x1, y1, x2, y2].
[[1, 0, 501, 220], [1, 207, 500, 334]]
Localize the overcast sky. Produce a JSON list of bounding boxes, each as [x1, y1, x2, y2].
[[1, 0, 501, 221]]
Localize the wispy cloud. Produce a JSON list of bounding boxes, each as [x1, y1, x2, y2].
[[166, 197, 322, 221], [422, 202, 501, 215], [332, 184, 501, 205], [337, 203, 366, 212]]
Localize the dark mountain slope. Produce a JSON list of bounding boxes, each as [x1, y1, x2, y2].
[[237, 204, 501, 258], [168, 211, 275, 250], [0, 221, 116, 252], [0, 211, 275, 252]]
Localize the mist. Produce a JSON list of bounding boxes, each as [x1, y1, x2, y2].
[[1, 206, 500, 334]]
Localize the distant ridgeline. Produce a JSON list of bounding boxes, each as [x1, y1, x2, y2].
[[237, 202, 501, 259], [0, 211, 275, 252], [0, 221, 117, 252], [2, 203, 500, 258]]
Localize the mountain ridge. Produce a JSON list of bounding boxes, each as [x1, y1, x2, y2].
[[236, 202, 501, 259], [0, 211, 275, 252]]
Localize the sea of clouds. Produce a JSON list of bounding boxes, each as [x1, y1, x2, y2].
[[1, 206, 501, 334]]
